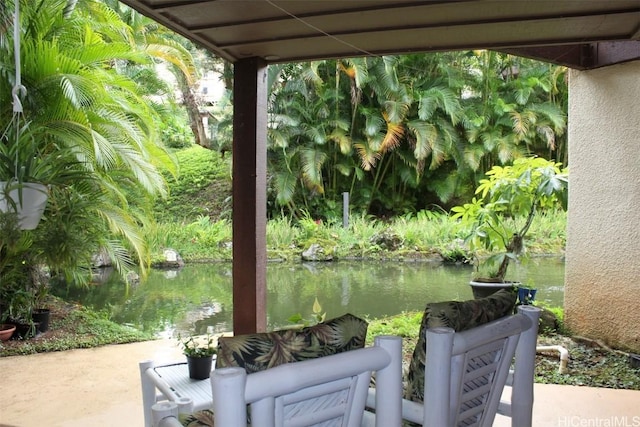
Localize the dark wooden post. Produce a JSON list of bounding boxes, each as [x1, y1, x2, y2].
[[232, 57, 267, 334]]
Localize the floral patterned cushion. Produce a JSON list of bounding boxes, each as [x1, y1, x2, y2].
[[180, 410, 214, 427], [215, 313, 368, 373], [405, 288, 517, 403]]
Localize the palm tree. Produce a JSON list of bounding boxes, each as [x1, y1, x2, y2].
[[266, 61, 353, 217], [105, 0, 206, 148], [0, 0, 174, 284], [257, 51, 568, 219], [462, 51, 567, 177], [348, 54, 467, 213], [265, 55, 468, 218]]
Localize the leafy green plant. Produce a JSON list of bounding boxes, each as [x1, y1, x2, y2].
[[0, 211, 36, 326], [366, 312, 422, 341], [178, 333, 217, 357], [153, 146, 231, 222], [1, 118, 98, 192], [451, 157, 568, 282], [266, 216, 300, 250], [287, 297, 326, 326]]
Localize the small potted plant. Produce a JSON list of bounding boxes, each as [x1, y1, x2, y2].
[[0, 211, 39, 338], [178, 333, 217, 380], [30, 275, 51, 333], [452, 157, 568, 298]]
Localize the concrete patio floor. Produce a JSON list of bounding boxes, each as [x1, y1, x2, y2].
[[1, 339, 639, 427]]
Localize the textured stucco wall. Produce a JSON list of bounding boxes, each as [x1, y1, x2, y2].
[[565, 60, 640, 352]]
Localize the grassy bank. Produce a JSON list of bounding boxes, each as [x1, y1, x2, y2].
[[145, 209, 566, 264], [0, 297, 154, 357]]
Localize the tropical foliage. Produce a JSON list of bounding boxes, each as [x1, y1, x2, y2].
[[0, 0, 572, 326], [0, 0, 185, 289], [451, 157, 568, 281], [257, 52, 568, 220]]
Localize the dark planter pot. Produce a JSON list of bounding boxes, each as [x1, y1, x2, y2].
[[186, 355, 213, 380], [32, 308, 51, 333], [517, 287, 538, 305], [630, 354, 640, 369], [469, 280, 520, 299], [12, 320, 38, 339]]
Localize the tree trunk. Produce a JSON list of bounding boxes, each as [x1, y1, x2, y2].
[[176, 69, 210, 149]]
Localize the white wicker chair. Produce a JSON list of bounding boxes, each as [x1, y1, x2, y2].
[[364, 305, 542, 427], [151, 335, 403, 427]]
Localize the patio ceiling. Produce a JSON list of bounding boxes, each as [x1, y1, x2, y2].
[[121, 0, 640, 69]]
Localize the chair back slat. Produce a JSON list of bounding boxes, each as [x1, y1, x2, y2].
[[212, 335, 403, 427], [423, 310, 531, 427], [271, 376, 360, 426], [364, 303, 542, 427]]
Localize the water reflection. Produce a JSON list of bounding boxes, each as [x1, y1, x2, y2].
[[53, 257, 564, 338]]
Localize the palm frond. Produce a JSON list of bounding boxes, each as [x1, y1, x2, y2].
[[300, 148, 326, 193]]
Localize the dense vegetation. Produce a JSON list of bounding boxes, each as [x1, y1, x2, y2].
[[0, 0, 568, 286], [145, 146, 566, 265], [0, 0, 193, 288], [209, 54, 568, 220]]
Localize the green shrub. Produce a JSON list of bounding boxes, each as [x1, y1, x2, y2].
[[153, 146, 232, 222]]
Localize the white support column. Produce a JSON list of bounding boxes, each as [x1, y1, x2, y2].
[[565, 60, 640, 353]]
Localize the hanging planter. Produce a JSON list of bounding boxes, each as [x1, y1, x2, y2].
[[0, 0, 48, 231], [0, 181, 48, 230]]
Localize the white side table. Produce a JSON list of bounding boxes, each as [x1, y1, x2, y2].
[[140, 359, 215, 427]]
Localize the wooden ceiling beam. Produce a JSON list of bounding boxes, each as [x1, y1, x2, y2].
[[505, 41, 640, 70]]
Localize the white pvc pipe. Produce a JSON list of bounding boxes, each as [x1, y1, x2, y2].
[[536, 345, 569, 374], [12, 0, 26, 113], [152, 402, 182, 427]]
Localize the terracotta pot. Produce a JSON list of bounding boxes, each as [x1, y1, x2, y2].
[[0, 323, 16, 341]]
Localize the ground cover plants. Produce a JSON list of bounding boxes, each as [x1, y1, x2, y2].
[[0, 296, 153, 356]]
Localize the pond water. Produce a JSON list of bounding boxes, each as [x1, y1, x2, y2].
[[52, 256, 565, 338]]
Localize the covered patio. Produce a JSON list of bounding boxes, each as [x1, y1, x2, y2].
[[119, 0, 640, 351]]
